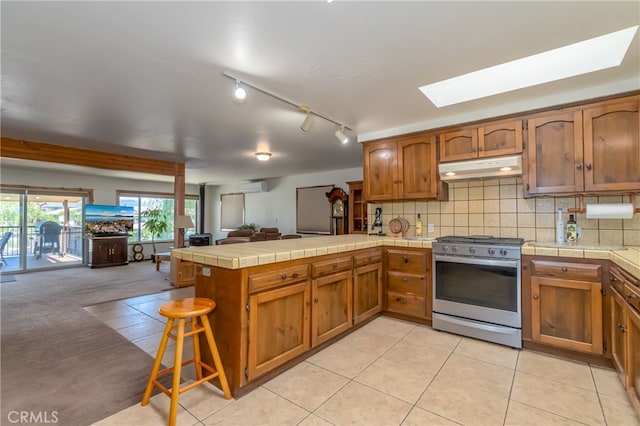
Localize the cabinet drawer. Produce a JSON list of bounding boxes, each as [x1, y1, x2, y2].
[[386, 249, 427, 272], [311, 256, 353, 278], [609, 267, 628, 296], [387, 291, 427, 318], [353, 250, 382, 267], [625, 283, 640, 314], [531, 260, 602, 282], [387, 271, 427, 295], [249, 264, 309, 293]]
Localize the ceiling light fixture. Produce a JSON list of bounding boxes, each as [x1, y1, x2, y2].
[[335, 127, 349, 144], [420, 25, 638, 107], [222, 71, 353, 140], [234, 80, 247, 100], [254, 152, 272, 161], [300, 112, 315, 132]]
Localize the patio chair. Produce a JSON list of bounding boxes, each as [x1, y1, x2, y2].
[[34, 221, 62, 259], [0, 231, 12, 266]]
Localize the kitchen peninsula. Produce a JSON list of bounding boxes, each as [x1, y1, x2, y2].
[[171, 235, 640, 400]]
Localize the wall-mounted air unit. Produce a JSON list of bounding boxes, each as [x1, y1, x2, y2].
[[240, 181, 268, 193]]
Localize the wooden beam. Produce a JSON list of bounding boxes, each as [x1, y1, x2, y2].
[[1, 137, 184, 177]]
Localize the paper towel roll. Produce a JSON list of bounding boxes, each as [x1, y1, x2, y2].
[[585, 203, 634, 219]]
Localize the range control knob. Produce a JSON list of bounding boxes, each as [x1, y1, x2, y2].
[[488, 248, 496, 255], [443, 245, 449, 252], [500, 249, 508, 256], [452, 246, 458, 252], [469, 247, 476, 254]]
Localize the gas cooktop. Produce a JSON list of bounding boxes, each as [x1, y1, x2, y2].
[[436, 235, 525, 246]]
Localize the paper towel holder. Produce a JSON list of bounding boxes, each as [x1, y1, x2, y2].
[[567, 194, 640, 215]]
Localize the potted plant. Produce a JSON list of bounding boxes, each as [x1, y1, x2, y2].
[[237, 223, 259, 233], [142, 207, 169, 256]]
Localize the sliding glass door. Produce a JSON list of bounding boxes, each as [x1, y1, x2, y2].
[[0, 189, 88, 273]]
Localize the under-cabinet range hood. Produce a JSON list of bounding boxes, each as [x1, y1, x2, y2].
[[438, 155, 522, 181]]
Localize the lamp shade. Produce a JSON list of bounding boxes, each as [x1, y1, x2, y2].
[[175, 215, 194, 229]]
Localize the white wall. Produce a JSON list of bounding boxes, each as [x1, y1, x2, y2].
[[206, 167, 363, 240]]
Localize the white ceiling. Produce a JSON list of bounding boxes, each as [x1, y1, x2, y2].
[[2, 1, 639, 185]]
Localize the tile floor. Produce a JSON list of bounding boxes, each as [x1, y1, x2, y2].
[[86, 289, 639, 426]]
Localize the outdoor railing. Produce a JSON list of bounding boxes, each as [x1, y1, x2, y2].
[[0, 225, 84, 258]]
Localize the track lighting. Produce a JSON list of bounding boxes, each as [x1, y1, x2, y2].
[[335, 127, 349, 144], [222, 71, 354, 142], [234, 81, 247, 100], [300, 113, 315, 132], [254, 152, 272, 161]]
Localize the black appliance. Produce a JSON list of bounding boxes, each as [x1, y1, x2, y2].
[[188, 233, 212, 246]]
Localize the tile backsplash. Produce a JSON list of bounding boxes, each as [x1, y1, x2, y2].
[[367, 177, 639, 246]]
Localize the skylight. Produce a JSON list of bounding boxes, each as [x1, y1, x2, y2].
[[420, 26, 638, 108]]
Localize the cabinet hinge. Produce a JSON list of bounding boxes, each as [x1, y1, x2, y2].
[[526, 183, 530, 191], [603, 341, 607, 353], [601, 287, 606, 296], [245, 299, 250, 311], [523, 121, 528, 131], [244, 367, 249, 379]]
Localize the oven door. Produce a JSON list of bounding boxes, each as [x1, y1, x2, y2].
[[432, 254, 521, 328]]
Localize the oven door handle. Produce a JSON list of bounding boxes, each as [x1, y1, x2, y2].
[[433, 254, 518, 269]]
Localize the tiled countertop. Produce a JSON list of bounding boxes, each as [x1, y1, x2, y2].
[[171, 235, 434, 269], [172, 234, 639, 279]]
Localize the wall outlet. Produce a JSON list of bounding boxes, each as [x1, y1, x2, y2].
[[202, 267, 211, 277], [428, 223, 434, 233]]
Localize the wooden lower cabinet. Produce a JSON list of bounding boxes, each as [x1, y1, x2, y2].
[[353, 262, 383, 324], [88, 236, 128, 268], [524, 257, 605, 356], [170, 258, 195, 287], [311, 270, 353, 346], [384, 248, 431, 321], [530, 276, 603, 355], [611, 287, 628, 381], [247, 281, 310, 381], [627, 303, 640, 413]]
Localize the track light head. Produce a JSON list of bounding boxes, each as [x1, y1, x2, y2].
[[335, 127, 349, 144], [300, 113, 315, 132], [234, 81, 247, 100], [254, 152, 272, 161]]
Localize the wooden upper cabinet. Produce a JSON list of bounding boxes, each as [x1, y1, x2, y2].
[[478, 120, 523, 158], [440, 120, 523, 162], [583, 100, 640, 192], [363, 140, 398, 201], [440, 128, 478, 162], [526, 111, 584, 195], [363, 133, 441, 201], [525, 96, 640, 196]]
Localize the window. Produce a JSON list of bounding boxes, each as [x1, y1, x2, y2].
[[117, 191, 198, 243], [220, 193, 244, 231]]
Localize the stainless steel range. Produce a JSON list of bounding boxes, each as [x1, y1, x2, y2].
[[432, 236, 524, 348]]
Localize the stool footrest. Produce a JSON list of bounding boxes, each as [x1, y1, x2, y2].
[[150, 358, 222, 396]]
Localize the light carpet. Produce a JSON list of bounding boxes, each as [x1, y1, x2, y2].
[[1, 261, 181, 425]]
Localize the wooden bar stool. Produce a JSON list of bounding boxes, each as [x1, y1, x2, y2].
[[141, 297, 231, 426]]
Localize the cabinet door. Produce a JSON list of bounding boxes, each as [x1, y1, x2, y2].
[[247, 281, 310, 380], [311, 271, 353, 347], [611, 288, 628, 383], [347, 181, 367, 234], [94, 240, 111, 263], [111, 239, 128, 263], [583, 100, 640, 192], [478, 120, 523, 158], [627, 304, 640, 407], [398, 134, 438, 199], [439, 128, 478, 162], [526, 111, 584, 195], [353, 262, 382, 324], [531, 276, 603, 354], [363, 140, 398, 201]]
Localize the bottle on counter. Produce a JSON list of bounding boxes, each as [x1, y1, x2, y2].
[[415, 214, 423, 237], [556, 208, 565, 246], [566, 214, 577, 245]]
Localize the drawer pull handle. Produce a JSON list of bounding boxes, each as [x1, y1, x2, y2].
[[628, 294, 636, 300], [333, 263, 338, 268], [314, 297, 319, 303], [619, 324, 627, 333], [281, 273, 287, 280], [396, 297, 407, 304], [533, 294, 539, 300], [562, 267, 568, 272], [403, 256, 409, 264], [403, 277, 408, 282]]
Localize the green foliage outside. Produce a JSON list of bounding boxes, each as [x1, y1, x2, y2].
[[237, 223, 259, 233]]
